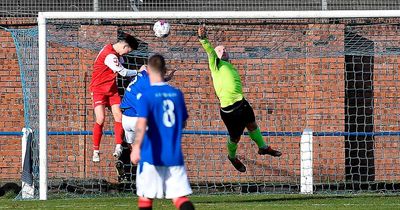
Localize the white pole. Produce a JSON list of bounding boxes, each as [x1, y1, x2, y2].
[[38, 12, 48, 201], [300, 128, 313, 194], [40, 10, 400, 19], [321, 0, 328, 10], [93, 0, 99, 12]]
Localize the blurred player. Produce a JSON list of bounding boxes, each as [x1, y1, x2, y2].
[[198, 26, 282, 173], [90, 33, 139, 162], [131, 54, 195, 210], [116, 64, 176, 180], [120, 65, 176, 149]]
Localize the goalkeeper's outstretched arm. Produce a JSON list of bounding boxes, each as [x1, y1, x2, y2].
[[198, 26, 219, 72]]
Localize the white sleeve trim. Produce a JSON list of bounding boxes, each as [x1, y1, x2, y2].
[[104, 54, 137, 77]]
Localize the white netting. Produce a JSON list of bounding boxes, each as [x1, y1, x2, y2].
[[8, 17, 400, 198]]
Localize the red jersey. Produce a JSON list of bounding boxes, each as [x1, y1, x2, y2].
[[90, 44, 119, 94]]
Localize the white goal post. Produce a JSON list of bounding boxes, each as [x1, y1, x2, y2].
[[37, 10, 400, 200]]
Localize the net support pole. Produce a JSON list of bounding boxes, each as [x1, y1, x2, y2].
[[321, 0, 328, 10], [40, 10, 400, 19], [38, 12, 48, 201], [93, 0, 99, 12], [300, 128, 313, 194]]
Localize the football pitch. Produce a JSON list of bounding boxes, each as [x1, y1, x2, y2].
[[1, 194, 400, 210]]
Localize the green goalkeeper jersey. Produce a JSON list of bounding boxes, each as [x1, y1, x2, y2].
[[199, 38, 244, 108]]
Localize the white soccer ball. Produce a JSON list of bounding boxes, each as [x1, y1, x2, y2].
[[153, 20, 170, 38]]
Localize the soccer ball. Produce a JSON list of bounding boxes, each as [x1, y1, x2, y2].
[[153, 20, 170, 38]]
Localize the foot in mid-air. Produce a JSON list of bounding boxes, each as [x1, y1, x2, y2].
[[92, 150, 100, 162], [113, 144, 123, 158], [228, 156, 246, 172], [258, 146, 282, 157]]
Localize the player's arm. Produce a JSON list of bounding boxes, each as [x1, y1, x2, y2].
[[164, 69, 177, 82], [130, 93, 149, 164], [198, 26, 219, 72], [130, 117, 147, 164], [104, 54, 138, 77]]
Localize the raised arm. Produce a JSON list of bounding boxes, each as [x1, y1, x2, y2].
[[198, 26, 219, 72], [104, 54, 138, 77], [164, 69, 177, 82]]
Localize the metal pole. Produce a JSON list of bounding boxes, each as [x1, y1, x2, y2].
[[38, 12, 48, 201], [93, 0, 99, 12], [322, 0, 328, 10]]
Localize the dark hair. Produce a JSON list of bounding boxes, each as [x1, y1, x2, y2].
[[120, 33, 139, 50], [148, 54, 167, 76]]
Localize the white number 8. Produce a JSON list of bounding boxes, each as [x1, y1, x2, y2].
[[163, 99, 175, 127]]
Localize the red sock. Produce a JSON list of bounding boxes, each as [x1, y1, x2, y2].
[[93, 123, 103, 150], [173, 197, 190, 209], [114, 121, 124, 145], [138, 197, 152, 209]]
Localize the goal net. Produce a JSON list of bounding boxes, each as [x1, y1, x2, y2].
[[9, 12, 400, 199]]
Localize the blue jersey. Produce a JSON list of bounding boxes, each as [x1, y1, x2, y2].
[[136, 83, 188, 166], [120, 70, 150, 117]]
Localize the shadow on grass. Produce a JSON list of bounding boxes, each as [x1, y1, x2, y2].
[[194, 194, 400, 204]]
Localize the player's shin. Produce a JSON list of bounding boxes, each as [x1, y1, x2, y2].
[[114, 121, 124, 145], [227, 138, 238, 159], [248, 127, 267, 149], [93, 122, 104, 150]]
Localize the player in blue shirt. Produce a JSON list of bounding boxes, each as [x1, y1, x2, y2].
[[118, 65, 175, 158], [131, 54, 194, 210]]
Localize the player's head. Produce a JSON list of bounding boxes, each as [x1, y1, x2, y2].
[[215, 45, 229, 61], [148, 54, 167, 79], [115, 33, 139, 56]]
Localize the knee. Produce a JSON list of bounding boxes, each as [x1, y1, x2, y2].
[[95, 116, 105, 125], [113, 111, 122, 122], [230, 136, 241, 143], [246, 122, 258, 131]]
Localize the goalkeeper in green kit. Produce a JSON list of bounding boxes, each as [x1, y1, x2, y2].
[[198, 25, 282, 173]]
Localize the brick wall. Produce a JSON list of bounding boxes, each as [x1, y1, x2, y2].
[[1, 18, 400, 189], [0, 27, 24, 181]]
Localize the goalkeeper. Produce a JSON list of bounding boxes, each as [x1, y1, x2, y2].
[[198, 26, 282, 173]]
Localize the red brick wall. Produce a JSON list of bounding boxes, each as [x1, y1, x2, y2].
[[1, 18, 399, 188], [0, 28, 24, 181]]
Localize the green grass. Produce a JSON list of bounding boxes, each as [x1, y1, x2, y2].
[[1, 194, 400, 209]]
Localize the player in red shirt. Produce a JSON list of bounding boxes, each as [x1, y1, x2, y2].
[[90, 33, 140, 162]]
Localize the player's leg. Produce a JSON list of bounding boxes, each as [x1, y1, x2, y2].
[[93, 105, 105, 162], [243, 100, 282, 157], [138, 196, 153, 210], [117, 115, 138, 178], [92, 93, 108, 162], [172, 197, 195, 210], [122, 114, 137, 145], [110, 92, 124, 158], [220, 101, 247, 172], [164, 166, 195, 210]]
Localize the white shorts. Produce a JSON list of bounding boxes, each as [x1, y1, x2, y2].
[[122, 115, 137, 144], [136, 162, 193, 199]]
